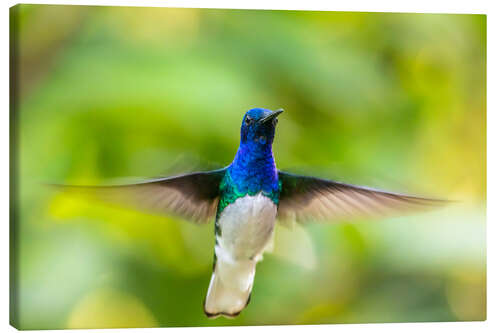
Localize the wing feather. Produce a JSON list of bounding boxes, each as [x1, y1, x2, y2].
[[278, 171, 448, 224], [52, 168, 226, 224]]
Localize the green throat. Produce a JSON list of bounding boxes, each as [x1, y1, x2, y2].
[[216, 171, 281, 221]]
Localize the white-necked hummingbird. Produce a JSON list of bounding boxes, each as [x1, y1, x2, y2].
[[56, 108, 446, 318]]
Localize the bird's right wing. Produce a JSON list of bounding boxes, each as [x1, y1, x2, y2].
[[277, 171, 448, 225], [52, 168, 227, 224]]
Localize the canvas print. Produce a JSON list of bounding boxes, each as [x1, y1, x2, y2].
[[10, 4, 486, 329]]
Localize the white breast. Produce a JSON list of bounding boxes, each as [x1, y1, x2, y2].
[[216, 193, 277, 261]]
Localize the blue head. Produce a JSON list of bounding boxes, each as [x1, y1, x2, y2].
[[239, 108, 283, 148], [227, 108, 283, 196]]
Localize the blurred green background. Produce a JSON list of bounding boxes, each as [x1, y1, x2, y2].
[[10, 4, 486, 329]]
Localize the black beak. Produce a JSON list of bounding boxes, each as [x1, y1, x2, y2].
[[259, 108, 284, 124]]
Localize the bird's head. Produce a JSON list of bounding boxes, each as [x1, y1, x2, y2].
[[240, 108, 283, 147]]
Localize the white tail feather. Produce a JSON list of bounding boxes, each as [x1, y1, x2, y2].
[[204, 251, 256, 318]]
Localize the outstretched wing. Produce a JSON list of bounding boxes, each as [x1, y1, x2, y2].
[[278, 171, 448, 224], [53, 168, 227, 224]]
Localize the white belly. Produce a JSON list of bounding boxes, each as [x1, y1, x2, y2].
[[216, 193, 277, 261]]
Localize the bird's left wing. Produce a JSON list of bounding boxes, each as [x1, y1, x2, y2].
[[277, 171, 447, 225], [53, 168, 227, 224]]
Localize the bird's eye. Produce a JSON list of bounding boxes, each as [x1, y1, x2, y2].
[[245, 116, 252, 125]]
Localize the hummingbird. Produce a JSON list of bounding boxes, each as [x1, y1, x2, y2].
[[57, 108, 446, 318]]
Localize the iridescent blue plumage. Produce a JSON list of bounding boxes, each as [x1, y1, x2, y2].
[[216, 108, 282, 219], [230, 108, 280, 194]]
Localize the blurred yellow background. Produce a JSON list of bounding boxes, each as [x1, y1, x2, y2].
[[10, 4, 486, 329]]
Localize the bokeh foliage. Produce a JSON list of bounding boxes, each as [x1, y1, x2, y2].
[[10, 4, 486, 329]]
